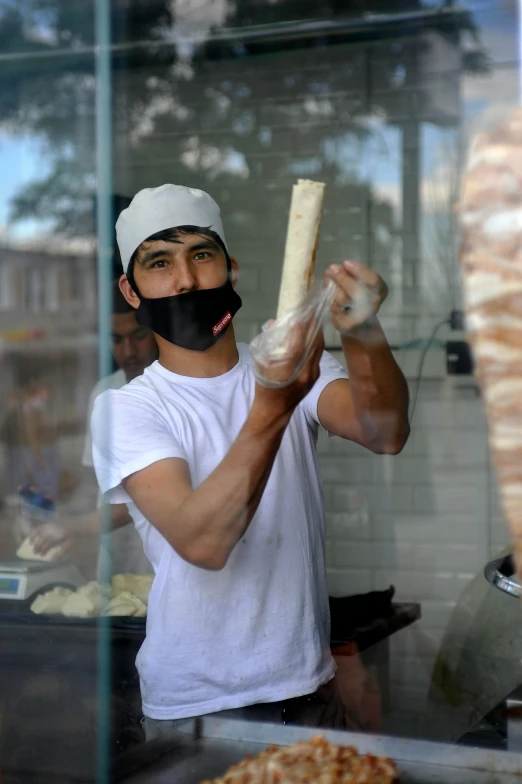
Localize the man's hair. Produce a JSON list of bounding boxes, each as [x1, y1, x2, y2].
[[126, 225, 230, 294], [112, 278, 134, 315]]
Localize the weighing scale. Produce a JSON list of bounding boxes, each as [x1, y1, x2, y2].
[[0, 558, 85, 602]]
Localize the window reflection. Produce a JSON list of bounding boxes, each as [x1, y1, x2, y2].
[[1, 0, 522, 780]]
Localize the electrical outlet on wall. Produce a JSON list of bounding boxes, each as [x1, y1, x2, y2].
[[447, 310, 474, 377], [446, 339, 474, 375]]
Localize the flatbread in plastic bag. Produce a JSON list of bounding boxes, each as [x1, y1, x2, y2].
[[250, 280, 335, 389]]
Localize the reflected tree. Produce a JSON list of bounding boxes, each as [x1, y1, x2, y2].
[[1, 0, 488, 281]]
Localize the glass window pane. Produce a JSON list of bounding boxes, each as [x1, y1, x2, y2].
[[2, 1, 522, 780]]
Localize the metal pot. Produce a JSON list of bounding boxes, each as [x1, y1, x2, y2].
[[484, 553, 522, 599]]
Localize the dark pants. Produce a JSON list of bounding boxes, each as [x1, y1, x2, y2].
[[143, 678, 346, 742]]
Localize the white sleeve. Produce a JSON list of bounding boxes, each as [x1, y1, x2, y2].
[[91, 389, 188, 504], [301, 350, 348, 426]]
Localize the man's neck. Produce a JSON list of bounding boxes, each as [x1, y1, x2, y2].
[[157, 328, 240, 378]]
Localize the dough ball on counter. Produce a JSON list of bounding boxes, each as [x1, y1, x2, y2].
[[30, 587, 73, 614], [61, 581, 112, 618], [61, 592, 98, 618], [112, 574, 153, 605], [102, 591, 147, 617], [77, 580, 111, 602], [30, 577, 151, 618], [17, 536, 63, 563]]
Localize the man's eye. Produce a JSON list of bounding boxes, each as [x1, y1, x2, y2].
[[150, 259, 168, 268], [194, 252, 212, 261]]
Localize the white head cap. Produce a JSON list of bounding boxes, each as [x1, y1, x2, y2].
[[116, 184, 227, 272]]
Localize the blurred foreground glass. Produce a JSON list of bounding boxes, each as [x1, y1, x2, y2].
[[0, 1, 521, 782]]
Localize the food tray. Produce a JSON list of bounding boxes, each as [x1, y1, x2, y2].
[[0, 605, 147, 629], [119, 716, 522, 783]]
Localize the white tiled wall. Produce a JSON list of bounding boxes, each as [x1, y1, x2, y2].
[[320, 353, 506, 738]]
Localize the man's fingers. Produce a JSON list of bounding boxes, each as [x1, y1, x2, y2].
[[30, 524, 68, 555], [340, 259, 381, 286], [325, 265, 369, 304], [332, 282, 358, 309], [342, 260, 388, 303], [30, 531, 45, 553], [37, 538, 52, 555], [325, 261, 385, 293]]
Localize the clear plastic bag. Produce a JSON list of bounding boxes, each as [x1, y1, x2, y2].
[[250, 279, 336, 388]]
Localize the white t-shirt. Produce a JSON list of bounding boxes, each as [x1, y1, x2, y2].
[[91, 343, 348, 720], [83, 368, 153, 576], [83, 369, 126, 468]]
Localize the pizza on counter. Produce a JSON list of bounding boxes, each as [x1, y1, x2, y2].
[[201, 734, 398, 784]]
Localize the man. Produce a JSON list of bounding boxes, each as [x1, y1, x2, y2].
[[82, 281, 159, 574], [91, 184, 410, 735], [83, 279, 159, 461], [31, 281, 158, 573]]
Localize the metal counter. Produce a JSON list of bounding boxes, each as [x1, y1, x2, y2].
[[118, 716, 522, 783]]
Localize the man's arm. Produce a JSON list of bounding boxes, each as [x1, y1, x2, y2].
[[123, 336, 324, 571], [318, 320, 409, 454], [69, 503, 133, 536], [318, 261, 410, 454], [30, 502, 132, 557]]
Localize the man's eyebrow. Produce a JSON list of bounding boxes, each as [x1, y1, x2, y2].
[[139, 248, 173, 266], [188, 239, 221, 252]]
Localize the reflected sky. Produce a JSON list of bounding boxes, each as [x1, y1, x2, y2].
[[0, 133, 50, 239], [0, 1, 519, 248]]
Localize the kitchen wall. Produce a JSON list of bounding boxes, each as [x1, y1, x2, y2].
[[321, 362, 504, 737]]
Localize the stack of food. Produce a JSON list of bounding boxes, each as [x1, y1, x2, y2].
[[201, 735, 398, 784], [30, 574, 153, 618], [459, 108, 522, 583]]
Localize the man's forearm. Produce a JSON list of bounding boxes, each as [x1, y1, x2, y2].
[[69, 504, 132, 537], [341, 316, 409, 453], [173, 403, 292, 570]]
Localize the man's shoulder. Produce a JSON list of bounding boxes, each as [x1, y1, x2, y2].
[[91, 369, 127, 400], [93, 364, 173, 426], [96, 367, 156, 404]]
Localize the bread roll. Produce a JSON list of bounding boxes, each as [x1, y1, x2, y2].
[[276, 179, 326, 318], [112, 573, 153, 605], [31, 587, 73, 614], [102, 591, 147, 617], [61, 581, 111, 617]]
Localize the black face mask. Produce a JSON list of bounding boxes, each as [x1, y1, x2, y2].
[[134, 280, 242, 352]]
